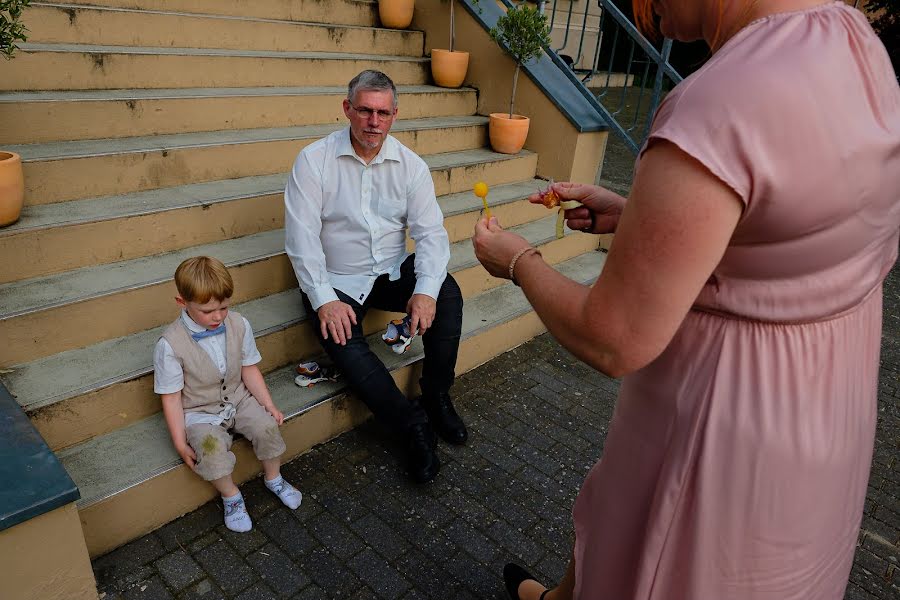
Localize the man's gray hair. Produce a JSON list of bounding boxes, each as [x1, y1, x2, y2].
[[347, 70, 398, 108]]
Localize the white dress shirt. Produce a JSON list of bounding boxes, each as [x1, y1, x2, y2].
[[284, 128, 450, 310]]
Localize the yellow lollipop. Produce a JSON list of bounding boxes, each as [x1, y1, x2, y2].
[[473, 181, 491, 220]]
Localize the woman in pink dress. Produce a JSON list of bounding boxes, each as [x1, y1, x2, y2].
[[473, 0, 900, 598]]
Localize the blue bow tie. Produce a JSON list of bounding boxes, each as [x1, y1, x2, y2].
[[191, 324, 225, 341]]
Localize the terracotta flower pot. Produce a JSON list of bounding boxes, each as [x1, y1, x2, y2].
[[378, 0, 414, 29], [0, 151, 24, 227], [431, 49, 469, 88], [489, 113, 530, 154]]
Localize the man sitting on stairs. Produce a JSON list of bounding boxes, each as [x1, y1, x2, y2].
[[284, 69, 467, 483]]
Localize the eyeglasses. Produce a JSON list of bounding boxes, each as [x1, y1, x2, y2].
[[348, 101, 396, 120]]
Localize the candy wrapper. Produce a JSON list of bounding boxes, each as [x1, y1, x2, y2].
[[539, 180, 583, 238]]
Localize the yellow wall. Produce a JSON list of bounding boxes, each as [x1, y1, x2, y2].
[[0, 503, 97, 600], [412, 0, 608, 186]]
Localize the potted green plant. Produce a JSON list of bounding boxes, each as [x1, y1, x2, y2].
[[431, 0, 480, 88], [488, 2, 551, 154], [0, 0, 30, 226]]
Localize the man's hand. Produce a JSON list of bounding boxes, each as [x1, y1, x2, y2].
[[406, 293, 436, 337], [317, 300, 358, 346], [176, 442, 197, 470]]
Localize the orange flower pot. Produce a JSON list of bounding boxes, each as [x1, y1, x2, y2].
[[431, 49, 469, 88], [378, 0, 414, 29], [0, 151, 24, 227], [489, 113, 530, 154]]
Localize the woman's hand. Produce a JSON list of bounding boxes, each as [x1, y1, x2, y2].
[[473, 217, 532, 279], [530, 181, 625, 234]]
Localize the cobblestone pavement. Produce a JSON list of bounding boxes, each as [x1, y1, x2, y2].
[[94, 269, 900, 600]]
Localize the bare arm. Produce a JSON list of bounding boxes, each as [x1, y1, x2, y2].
[[475, 140, 743, 378], [242, 364, 284, 424], [160, 391, 196, 468]]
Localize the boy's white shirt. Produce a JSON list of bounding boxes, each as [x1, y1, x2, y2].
[[153, 310, 262, 428]]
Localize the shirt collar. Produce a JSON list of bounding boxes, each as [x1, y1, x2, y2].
[[180, 310, 207, 334], [336, 127, 400, 165]]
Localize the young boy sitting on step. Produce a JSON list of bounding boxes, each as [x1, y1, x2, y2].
[[153, 256, 302, 532]]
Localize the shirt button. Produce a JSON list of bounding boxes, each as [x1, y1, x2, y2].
[[220, 403, 225, 407], [222, 385, 226, 390], [224, 396, 229, 401]]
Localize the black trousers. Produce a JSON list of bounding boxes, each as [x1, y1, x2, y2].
[[303, 255, 464, 433]]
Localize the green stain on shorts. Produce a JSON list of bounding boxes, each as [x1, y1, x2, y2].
[[201, 435, 219, 454]]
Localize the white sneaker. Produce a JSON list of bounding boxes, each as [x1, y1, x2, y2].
[[382, 315, 415, 354], [294, 361, 340, 388]]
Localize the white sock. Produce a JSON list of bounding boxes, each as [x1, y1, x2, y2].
[[265, 475, 303, 510], [222, 492, 252, 532]]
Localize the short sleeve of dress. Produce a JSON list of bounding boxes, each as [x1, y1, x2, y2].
[[639, 74, 755, 209]]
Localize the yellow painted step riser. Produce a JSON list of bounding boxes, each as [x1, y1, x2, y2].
[[28, 234, 595, 450], [443, 199, 547, 244], [24, 125, 487, 205], [2, 217, 581, 368], [0, 195, 283, 284], [27, 6, 423, 56], [1, 194, 542, 284], [0, 92, 477, 145], [33, 312, 382, 452], [2, 51, 428, 92], [2, 257, 297, 368], [79, 309, 548, 558], [39, 0, 379, 26]]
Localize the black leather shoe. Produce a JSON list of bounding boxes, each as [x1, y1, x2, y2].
[[407, 423, 440, 483], [422, 392, 468, 445], [503, 563, 549, 600]]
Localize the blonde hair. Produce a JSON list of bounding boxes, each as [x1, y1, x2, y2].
[[174, 256, 234, 303]]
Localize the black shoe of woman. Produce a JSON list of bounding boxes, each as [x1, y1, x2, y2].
[[503, 563, 549, 600]]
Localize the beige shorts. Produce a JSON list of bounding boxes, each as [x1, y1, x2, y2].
[[186, 397, 286, 481]]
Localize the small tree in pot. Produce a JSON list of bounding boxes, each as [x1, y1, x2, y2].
[[0, 0, 31, 226], [487, 2, 551, 154], [431, 0, 480, 88], [1, 0, 30, 60]]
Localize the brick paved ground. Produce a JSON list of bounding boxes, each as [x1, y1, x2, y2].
[[93, 266, 900, 600]]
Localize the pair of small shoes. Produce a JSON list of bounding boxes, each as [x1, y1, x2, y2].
[[294, 361, 341, 388], [382, 315, 415, 354], [503, 563, 549, 600]]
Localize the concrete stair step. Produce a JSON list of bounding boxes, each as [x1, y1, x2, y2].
[[0, 85, 478, 145], [36, 0, 380, 26], [0, 178, 545, 282], [4, 44, 430, 92], [13, 116, 490, 204], [56, 249, 606, 557], [26, 3, 423, 57], [4, 216, 596, 452]]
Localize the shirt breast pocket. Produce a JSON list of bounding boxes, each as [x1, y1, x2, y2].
[[377, 192, 407, 223]]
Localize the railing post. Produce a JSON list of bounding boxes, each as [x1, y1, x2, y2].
[[644, 37, 673, 140]]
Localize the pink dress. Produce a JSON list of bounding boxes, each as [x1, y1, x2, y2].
[[572, 3, 900, 599]]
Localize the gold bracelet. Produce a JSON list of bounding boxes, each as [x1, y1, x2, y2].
[[508, 247, 542, 286]]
